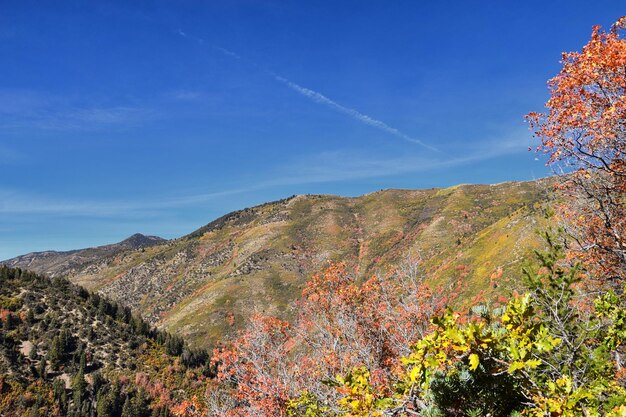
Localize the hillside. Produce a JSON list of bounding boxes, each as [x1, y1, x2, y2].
[[0, 265, 212, 416], [4, 234, 166, 279], [3, 179, 553, 347]]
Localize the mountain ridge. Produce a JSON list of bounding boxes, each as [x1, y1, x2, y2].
[[3, 179, 553, 347], [3, 233, 166, 278]]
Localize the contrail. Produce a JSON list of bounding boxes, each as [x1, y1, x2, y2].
[[271, 74, 436, 151], [176, 30, 437, 151]]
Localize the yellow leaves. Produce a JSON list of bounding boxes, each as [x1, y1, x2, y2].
[[555, 376, 572, 391], [508, 358, 542, 373], [468, 353, 479, 371], [508, 361, 525, 373], [408, 366, 421, 383], [525, 358, 542, 369], [311, 277, 626, 417], [336, 367, 385, 416]]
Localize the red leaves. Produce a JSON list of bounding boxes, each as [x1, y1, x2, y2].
[[171, 395, 202, 417], [527, 17, 626, 283], [210, 262, 450, 416], [211, 315, 294, 417], [0, 309, 11, 323]]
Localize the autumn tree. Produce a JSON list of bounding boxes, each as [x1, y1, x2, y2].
[[527, 16, 626, 284], [207, 17, 626, 417], [338, 238, 626, 416], [209, 260, 451, 417], [293, 262, 451, 398]]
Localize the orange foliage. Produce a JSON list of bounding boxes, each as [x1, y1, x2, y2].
[[0, 309, 10, 322], [527, 16, 626, 284], [211, 261, 451, 416], [171, 395, 203, 417]]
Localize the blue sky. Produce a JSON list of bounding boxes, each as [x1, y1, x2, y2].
[[0, 1, 623, 259]]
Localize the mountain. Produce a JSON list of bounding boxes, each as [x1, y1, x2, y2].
[[0, 265, 211, 416], [3, 179, 553, 348], [3, 234, 166, 279]]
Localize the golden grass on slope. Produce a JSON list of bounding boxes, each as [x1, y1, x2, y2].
[[7, 180, 553, 348]]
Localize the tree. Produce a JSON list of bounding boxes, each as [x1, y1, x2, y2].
[[165, 334, 184, 356], [121, 390, 151, 417], [121, 396, 133, 417], [96, 384, 122, 417], [37, 357, 46, 380], [320, 238, 626, 417], [48, 335, 63, 370], [26, 308, 35, 324], [72, 367, 86, 408], [527, 16, 626, 284], [210, 260, 450, 417], [53, 378, 68, 414]]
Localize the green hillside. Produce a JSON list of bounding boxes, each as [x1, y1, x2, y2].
[[0, 266, 212, 417]]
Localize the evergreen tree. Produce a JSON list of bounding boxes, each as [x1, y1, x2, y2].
[[37, 357, 46, 379], [121, 396, 132, 417], [78, 349, 87, 372], [48, 335, 62, 370], [72, 367, 86, 408], [96, 388, 113, 417], [26, 308, 35, 324], [52, 378, 68, 414]]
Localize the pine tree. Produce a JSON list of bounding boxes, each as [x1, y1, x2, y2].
[[26, 308, 35, 324], [52, 378, 67, 414], [96, 388, 112, 417], [79, 349, 87, 372], [37, 358, 46, 379], [48, 336, 62, 370], [121, 396, 132, 417], [72, 367, 86, 408]]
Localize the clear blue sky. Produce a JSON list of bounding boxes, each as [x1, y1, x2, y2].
[[0, 1, 623, 259]]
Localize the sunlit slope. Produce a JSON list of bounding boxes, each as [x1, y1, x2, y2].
[[4, 179, 551, 347]]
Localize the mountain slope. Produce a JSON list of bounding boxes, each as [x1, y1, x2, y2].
[[3, 180, 552, 347], [0, 266, 211, 416], [4, 234, 165, 279]]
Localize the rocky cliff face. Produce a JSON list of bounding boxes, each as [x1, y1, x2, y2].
[[4, 180, 552, 347]]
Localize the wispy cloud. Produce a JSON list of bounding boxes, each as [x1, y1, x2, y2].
[[170, 90, 204, 101], [176, 29, 205, 45], [176, 29, 242, 60], [0, 187, 254, 217], [67, 107, 147, 126], [0, 90, 151, 131], [175, 30, 436, 151], [272, 138, 528, 186], [215, 46, 241, 60], [0, 132, 532, 218]]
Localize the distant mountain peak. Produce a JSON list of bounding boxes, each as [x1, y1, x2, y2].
[[2, 233, 167, 278], [120, 233, 166, 248]]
